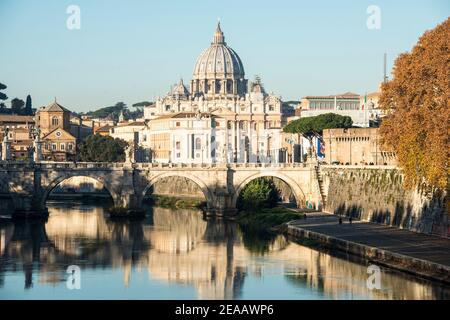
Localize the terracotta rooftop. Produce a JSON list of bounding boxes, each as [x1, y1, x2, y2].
[[117, 121, 146, 127], [10, 127, 30, 132], [95, 125, 112, 132], [39, 101, 71, 113], [0, 115, 35, 123]]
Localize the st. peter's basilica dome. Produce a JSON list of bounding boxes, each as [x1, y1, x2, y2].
[[190, 23, 247, 97]]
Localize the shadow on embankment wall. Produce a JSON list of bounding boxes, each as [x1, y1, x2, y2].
[[323, 168, 448, 238]]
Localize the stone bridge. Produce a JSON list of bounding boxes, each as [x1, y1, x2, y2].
[[0, 161, 323, 217]]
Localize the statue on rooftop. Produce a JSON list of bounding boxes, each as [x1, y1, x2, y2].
[[3, 127, 9, 142]]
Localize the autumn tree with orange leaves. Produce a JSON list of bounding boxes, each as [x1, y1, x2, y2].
[[379, 17, 449, 190]]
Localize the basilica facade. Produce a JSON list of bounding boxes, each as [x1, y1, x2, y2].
[[142, 23, 293, 164]]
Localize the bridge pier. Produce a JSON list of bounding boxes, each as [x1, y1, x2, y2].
[[113, 193, 145, 216], [12, 194, 49, 219], [208, 191, 237, 217]]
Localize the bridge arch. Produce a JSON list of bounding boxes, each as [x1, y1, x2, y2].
[[41, 174, 118, 208], [141, 172, 215, 210], [232, 172, 306, 209]]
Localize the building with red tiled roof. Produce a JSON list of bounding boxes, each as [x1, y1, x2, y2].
[[93, 124, 112, 136]]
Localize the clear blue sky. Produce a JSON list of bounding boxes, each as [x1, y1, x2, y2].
[[0, 0, 448, 113]]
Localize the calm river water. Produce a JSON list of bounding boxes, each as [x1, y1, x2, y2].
[[0, 201, 449, 300]]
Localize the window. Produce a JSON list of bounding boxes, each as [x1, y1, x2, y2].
[[165, 105, 171, 111], [227, 80, 232, 93], [52, 144, 57, 151], [176, 141, 180, 149], [52, 116, 59, 126], [195, 137, 201, 150], [269, 105, 275, 111], [60, 143, 65, 151], [56, 131, 61, 137], [176, 122, 181, 127], [68, 143, 73, 151]]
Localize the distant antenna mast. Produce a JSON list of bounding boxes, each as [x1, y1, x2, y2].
[[383, 53, 388, 84]]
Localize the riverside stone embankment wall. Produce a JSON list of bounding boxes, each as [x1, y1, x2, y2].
[[321, 166, 449, 238]]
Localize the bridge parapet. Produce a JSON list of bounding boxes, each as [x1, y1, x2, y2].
[[1, 161, 310, 170]]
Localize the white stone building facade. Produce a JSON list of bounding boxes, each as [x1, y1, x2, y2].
[[299, 92, 383, 128]]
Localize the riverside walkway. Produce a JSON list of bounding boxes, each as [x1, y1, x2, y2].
[[287, 212, 450, 283]]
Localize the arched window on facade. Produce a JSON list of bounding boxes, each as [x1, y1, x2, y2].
[[52, 116, 59, 126]]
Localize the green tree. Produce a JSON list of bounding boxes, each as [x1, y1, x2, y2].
[[124, 105, 144, 120], [11, 98, 25, 115], [24, 95, 32, 115], [132, 101, 151, 107], [79, 134, 127, 162], [238, 178, 279, 211], [86, 102, 127, 119], [379, 18, 449, 189], [283, 113, 353, 153]]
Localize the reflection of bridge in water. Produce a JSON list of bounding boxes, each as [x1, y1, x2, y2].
[[0, 162, 323, 217], [0, 205, 448, 300]]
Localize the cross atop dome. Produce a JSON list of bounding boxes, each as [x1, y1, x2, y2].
[[212, 21, 226, 45]]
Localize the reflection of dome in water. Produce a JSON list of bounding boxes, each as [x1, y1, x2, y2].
[[149, 207, 207, 253], [45, 207, 109, 256]]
